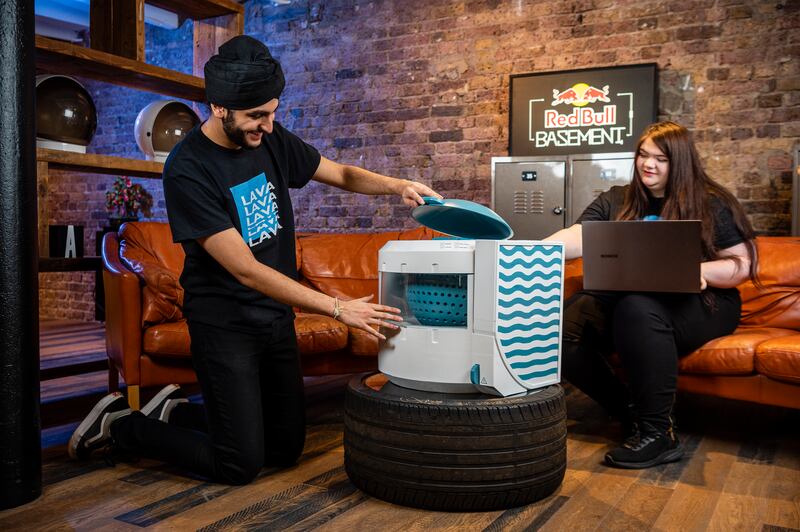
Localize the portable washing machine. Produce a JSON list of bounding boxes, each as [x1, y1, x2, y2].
[[378, 197, 565, 397]]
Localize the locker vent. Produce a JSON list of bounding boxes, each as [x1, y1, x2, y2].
[[530, 191, 545, 214], [513, 191, 527, 214]]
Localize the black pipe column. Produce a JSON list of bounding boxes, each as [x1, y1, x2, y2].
[[0, 0, 41, 510]]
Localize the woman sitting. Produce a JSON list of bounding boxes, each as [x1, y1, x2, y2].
[[547, 121, 759, 469]]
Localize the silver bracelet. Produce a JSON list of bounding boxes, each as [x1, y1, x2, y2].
[[332, 297, 343, 320]]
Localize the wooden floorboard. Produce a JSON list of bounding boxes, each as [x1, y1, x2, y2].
[[1, 321, 797, 530]]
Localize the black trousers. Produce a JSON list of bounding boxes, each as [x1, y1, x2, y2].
[[112, 319, 306, 484], [561, 289, 741, 431]]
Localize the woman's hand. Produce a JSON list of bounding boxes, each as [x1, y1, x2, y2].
[[336, 295, 403, 340], [544, 223, 583, 260], [399, 180, 442, 208]]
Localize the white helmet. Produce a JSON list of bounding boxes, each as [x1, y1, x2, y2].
[[134, 100, 200, 162]]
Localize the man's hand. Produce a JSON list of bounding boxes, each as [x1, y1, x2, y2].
[[337, 295, 403, 340], [399, 180, 441, 208]]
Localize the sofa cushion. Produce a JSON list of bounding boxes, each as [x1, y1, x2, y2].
[[564, 258, 584, 301], [119, 222, 186, 326], [119, 222, 185, 274], [348, 326, 380, 357], [755, 333, 800, 385], [679, 327, 797, 375], [143, 314, 349, 359], [143, 320, 191, 358], [739, 237, 800, 329], [295, 313, 349, 355], [299, 227, 437, 299], [138, 263, 184, 322]]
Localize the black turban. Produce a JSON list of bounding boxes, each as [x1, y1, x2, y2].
[[204, 35, 285, 110]]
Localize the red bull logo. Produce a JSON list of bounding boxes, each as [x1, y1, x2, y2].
[[517, 64, 655, 153], [551, 83, 611, 106], [532, 81, 625, 148], [544, 106, 616, 128]]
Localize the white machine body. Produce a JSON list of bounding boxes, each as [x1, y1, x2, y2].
[[378, 239, 564, 397]]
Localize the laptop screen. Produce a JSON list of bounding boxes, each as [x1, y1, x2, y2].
[[581, 220, 702, 293]]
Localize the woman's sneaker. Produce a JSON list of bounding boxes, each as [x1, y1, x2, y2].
[[68, 392, 132, 459], [140, 384, 187, 423], [604, 422, 683, 469]]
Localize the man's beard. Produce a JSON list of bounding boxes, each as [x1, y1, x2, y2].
[[222, 110, 255, 149]]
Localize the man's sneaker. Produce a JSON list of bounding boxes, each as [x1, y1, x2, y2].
[[140, 384, 187, 423], [68, 392, 132, 459], [604, 422, 683, 469]]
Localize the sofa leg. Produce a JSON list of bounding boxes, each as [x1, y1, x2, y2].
[[108, 366, 119, 392], [127, 385, 140, 411]]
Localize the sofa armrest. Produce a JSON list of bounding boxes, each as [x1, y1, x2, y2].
[[563, 258, 584, 300], [102, 231, 143, 386]]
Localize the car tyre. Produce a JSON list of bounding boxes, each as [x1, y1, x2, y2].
[[344, 373, 567, 512]]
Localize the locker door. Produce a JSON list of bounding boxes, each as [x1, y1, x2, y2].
[[568, 154, 634, 226], [492, 159, 567, 240]]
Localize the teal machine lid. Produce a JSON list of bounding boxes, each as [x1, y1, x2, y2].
[[412, 197, 514, 240]]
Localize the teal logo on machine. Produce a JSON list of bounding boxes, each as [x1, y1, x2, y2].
[[496, 244, 562, 386]]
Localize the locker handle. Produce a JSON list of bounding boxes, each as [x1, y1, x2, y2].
[[552, 206, 564, 215]]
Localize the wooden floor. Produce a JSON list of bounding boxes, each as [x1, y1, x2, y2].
[[2, 321, 798, 530]]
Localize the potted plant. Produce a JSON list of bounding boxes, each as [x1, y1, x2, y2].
[[105, 176, 153, 231]]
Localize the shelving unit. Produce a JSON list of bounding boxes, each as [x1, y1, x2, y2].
[[35, 36, 206, 101], [36, 0, 243, 287], [39, 257, 102, 273], [36, 148, 164, 179], [148, 0, 244, 20], [35, 0, 244, 175]]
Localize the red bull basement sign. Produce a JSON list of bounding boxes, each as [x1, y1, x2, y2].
[[509, 64, 657, 156]]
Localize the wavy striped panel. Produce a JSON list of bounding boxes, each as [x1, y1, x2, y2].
[[499, 257, 562, 269], [499, 245, 561, 257], [497, 319, 560, 333], [503, 342, 560, 357], [498, 308, 560, 320], [499, 270, 561, 283], [500, 330, 560, 347], [496, 244, 562, 386], [498, 294, 560, 307], [498, 280, 560, 295]]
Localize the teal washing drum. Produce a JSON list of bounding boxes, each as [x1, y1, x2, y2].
[[406, 274, 468, 327]]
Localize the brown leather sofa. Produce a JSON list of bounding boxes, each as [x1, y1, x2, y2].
[[101, 222, 436, 409], [103, 224, 799, 411], [563, 236, 800, 409]]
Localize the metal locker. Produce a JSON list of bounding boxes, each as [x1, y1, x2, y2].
[[491, 157, 567, 240], [568, 153, 634, 227], [492, 153, 634, 239]]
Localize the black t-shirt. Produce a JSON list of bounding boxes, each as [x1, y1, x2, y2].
[[576, 185, 745, 258], [162, 122, 321, 332]]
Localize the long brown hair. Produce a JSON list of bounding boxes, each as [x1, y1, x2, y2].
[[616, 121, 759, 284]]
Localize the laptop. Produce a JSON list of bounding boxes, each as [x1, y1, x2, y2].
[[581, 220, 702, 293]]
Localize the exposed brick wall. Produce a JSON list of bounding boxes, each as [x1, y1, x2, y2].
[[40, 0, 799, 320], [253, 0, 798, 234]]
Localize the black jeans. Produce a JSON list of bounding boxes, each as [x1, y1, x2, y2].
[[112, 318, 306, 484], [561, 289, 741, 431]]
